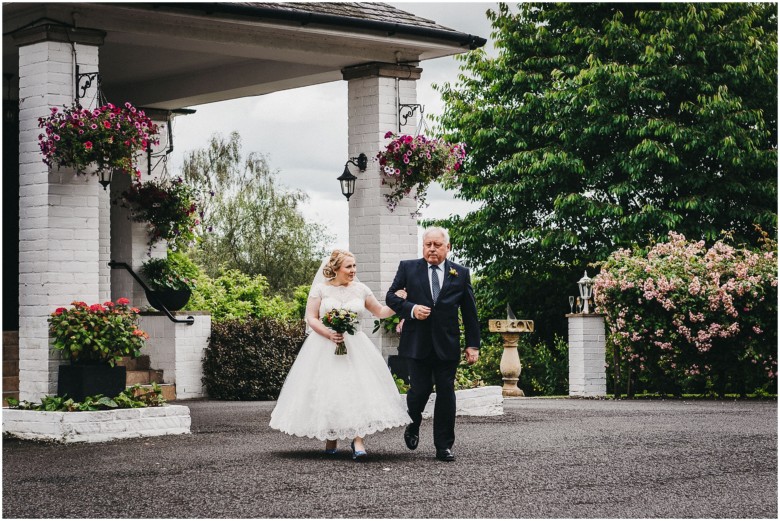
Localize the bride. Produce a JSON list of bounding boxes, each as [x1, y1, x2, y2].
[[269, 249, 411, 459]]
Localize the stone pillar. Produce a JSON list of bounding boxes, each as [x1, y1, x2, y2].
[[567, 313, 607, 397], [343, 63, 421, 358], [139, 313, 212, 399], [109, 121, 168, 306], [13, 25, 105, 400]]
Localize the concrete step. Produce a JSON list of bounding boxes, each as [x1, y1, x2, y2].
[[125, 369, 164, 386], [3, 375, 19, 392], [3, 359, 19, 376], [3, 332, 19, 361], [131, 383, 176, 402], [116, 355, 151, 371]]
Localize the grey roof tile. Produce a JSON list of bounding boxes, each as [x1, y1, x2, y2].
[[233, 2, 453, 31]]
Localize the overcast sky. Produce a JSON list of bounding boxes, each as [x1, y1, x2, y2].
[[167, 2, 500, 251]]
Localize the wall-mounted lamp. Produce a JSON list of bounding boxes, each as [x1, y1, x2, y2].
[[338, 153, 367, 201], [98, 168, 112, 190]]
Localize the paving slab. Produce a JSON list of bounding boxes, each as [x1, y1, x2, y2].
[[2, 398, 777, 518]]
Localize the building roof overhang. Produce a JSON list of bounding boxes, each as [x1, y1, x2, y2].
[[2, 2, 486, 109]]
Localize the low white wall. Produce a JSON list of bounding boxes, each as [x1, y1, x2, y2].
[[2, 405, 191, 443], [139, 313, 211, 399], [398, 385, 504, 418]]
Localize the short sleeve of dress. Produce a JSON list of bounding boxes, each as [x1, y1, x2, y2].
[[358, 282, 373, 300], [308, 283, 323, 300]]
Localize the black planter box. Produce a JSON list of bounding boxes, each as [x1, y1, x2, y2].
[[57, 364, 127, 402], [145, 289, 191, 312]]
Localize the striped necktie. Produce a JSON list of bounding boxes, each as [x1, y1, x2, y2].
[[430, 265, 440, 303]]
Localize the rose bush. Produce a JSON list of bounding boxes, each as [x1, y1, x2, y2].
[[376, 131, 466, 214], [48, 299, 148, 367], [38, 102, 159, 177], [595, 231, 777, 397]]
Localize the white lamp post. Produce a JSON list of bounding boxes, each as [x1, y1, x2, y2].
[[577, 271, 594, 314]]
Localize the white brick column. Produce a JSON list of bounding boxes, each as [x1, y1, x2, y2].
[[343, 63, 421, 358], [109, 123, 168, 306], [568, 314, 607, 397], [13, 25, 106, 400]]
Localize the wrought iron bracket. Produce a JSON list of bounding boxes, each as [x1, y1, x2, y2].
[[108, 261, 195, 325], [75, 64, 106, 107], [398, 103, 424, 131]]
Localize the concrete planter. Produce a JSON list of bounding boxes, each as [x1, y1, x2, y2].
[[399, 385, 504, 417], [2, 404, 191, 443]]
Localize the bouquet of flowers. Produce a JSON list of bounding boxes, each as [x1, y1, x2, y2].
[[38, 102, 160, 177], [322, 308, 359, 355], [376, 131, 466, 214]]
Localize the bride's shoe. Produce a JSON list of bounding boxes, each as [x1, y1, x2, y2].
[[324, 441, 337, 455], [350, 440, 367, 460]]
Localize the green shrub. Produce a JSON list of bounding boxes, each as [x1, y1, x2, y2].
[[519, 335, 569, 396], [202, 317, 306, 400], [185, 268, 300, 321]]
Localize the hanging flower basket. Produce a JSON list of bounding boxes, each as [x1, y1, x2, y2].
[[376, 131, 466, 214], [38, 102, 160, 179], [118, 177, 206, 252]]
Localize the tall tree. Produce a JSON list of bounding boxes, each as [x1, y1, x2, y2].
[[182, 132, 332, 296], [435, 2, 777, 339]]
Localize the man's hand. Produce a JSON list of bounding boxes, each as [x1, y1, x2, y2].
[[414, 305, 432, 320], [465, 347, 479, 365]]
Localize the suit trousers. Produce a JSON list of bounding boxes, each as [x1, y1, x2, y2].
[[405, 353, 460, 450]]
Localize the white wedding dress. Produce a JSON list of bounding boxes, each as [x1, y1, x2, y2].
[[269, 282, 411, 440]]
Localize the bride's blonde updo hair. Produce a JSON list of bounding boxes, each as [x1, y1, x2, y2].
[[322, 249, 355, 279]]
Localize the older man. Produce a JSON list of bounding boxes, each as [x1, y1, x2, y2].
[[386, 226, 480, 462]]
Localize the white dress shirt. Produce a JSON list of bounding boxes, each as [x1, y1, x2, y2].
[[411, 259, 447, 319]]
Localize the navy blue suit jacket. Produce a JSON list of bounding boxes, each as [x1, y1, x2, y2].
[[386, 258, 480, 361]]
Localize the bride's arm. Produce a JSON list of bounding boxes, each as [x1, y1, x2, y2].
[[364, 294, 396, 319], [305, 296, 344, 343]]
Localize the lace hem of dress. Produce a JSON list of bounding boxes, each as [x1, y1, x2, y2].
[[272, 417, 411, 441]]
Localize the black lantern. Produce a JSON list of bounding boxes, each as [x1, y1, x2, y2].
[[98, 168, 112, 190], [338, 153, 367, 201]]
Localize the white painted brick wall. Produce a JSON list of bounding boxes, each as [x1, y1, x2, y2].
[[568, 315, 607, 397], [347, 75, 419, 358], [139, 313, 211, 399], [17, 40, 102, 401], [109, 119, 168, 307], [2, 405, 191, 443]]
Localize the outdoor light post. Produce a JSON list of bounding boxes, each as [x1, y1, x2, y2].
[[567, 271, 606, 397], [577, 271, 594, 314]]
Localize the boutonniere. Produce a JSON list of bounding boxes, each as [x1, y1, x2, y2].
[[449, 268, 458, 277]]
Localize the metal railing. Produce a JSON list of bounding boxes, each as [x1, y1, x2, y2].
[[108, 261, 194, 325]]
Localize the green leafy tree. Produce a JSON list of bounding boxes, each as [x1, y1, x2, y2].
[[435, 3, 777, 341], [182, 132, 332, 296]]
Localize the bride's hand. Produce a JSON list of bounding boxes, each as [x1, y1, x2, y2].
[[328, 331, 344, 343], [395, 288, 407, 299]]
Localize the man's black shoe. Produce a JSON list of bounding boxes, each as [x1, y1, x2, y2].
[[404, 425, 419, 450], [435, 448, 455, 462]]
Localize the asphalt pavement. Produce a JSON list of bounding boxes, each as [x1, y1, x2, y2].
[[2, 398, 777, 519]]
